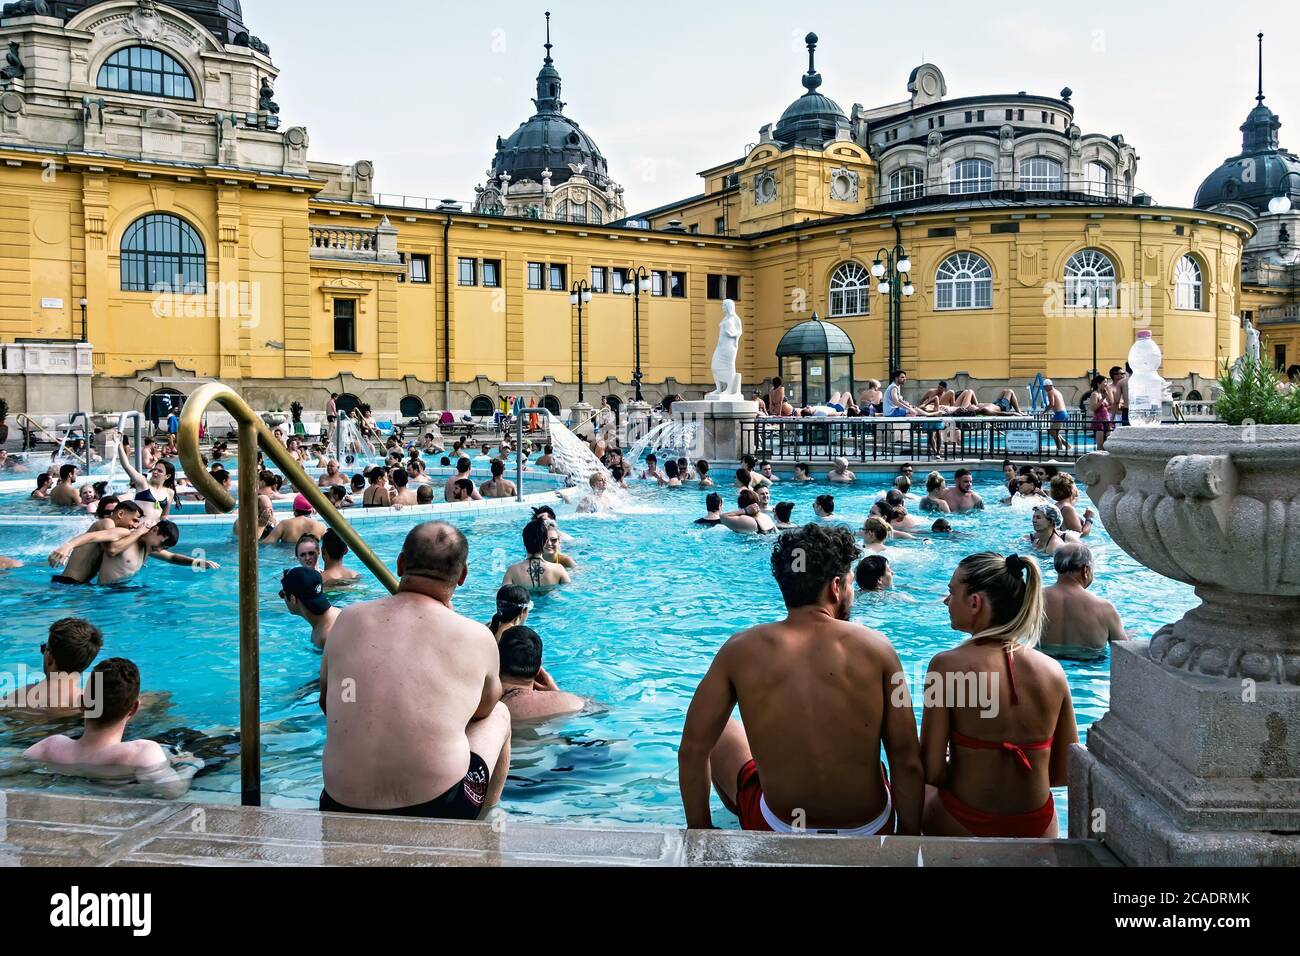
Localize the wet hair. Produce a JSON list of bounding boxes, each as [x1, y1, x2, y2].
[[322, 529, 348, 562], [894, 475, 912, 494], [350, 474, 366, 492], [86, 657, 140, 725], [454, 478, 476, 497], [876, 502, 905, 524], [416, 485, 434, 505], [696, 460, 710, 476], [954, 468, 973, 483], [401, 522, 468, 583], [490, 585, 532, 634], [59, 464, 77, 481], [457, 457, 473, 475], [705, 493, 723, 513], [646, 454, 658, 464], [95, 495, 121, 519], [490, 460, 506, 478], [210, 467, 231, 486], [1049, 473, 1077, 502], [153, 520, 180, 549], [36, 473, 53, 491], [926, 471, 945, 493], [367, 467, 387, 484], [391, 468, 409, 488], [115, 500, 144, 518], [885, 489, 906, 508], [1018, 473, 1043, 491], [774, 501, 795, 523], [863, 516, 891, 543], [794, 462, 810, 476], [737, 488, 759, 510], [296, 534, 321, 556], [664, 460, 679, 480], [771, 524, 861, 609], [499, 626, 544, 680], [955, 553, 1045, 649], [327, 484, 347, 502], [855, 555, 890, 591], [522, 517, 549, 555], [742, 454, 757, 470], [530, 504, 556, 522], [1054, 542, 1094, 576], [46, 618, 104, 674], [815, 494, 835, 515], [440, 457, 452, 467], [736, 468, 752, 487], [932, 518, 953, 533]]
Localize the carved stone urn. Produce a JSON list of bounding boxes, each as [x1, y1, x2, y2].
[[1071, 425, 1300, 865]]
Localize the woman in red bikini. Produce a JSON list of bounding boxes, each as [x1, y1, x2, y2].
[[921, 552, 1078, 838]]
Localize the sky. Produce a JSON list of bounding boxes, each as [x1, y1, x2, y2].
[[250, 0, 1300, 214]]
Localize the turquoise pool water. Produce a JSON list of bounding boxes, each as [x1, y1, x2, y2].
[[0, 472, 1197, 832]]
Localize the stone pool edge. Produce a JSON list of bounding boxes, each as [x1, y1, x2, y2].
[[1, 790, 1121, 867]]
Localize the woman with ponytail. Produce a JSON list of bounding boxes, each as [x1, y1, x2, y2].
[[920, 552, 1078, 838], [487, 585, 558, 692]]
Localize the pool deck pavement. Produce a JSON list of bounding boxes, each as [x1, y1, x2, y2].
[[0, 791, 1120, 867]]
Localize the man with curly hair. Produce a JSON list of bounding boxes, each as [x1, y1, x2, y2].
[[678, 523, 923, 835]]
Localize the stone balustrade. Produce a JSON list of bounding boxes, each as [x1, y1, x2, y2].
[[308, 217, 401, 264]]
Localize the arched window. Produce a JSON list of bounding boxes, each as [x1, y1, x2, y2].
[[1019, 157, 1062, 191], [935, 253, 993, 310], [589, 205, 603, 226], [949, 159, 993, 195], [97, 46, 195, 100], [541, 395, 561, 416], [1086, 161, 1113, 198], [1064, 249, 1117, 309], [555, 200, 569, 221], [120, 213, 206, 292], [889, 167, 924, 202], [1175, 255, 1204, 311], [399, 395, 425, 419], [829, 262, 870, 318], [470, 396, 495, 418], [336, 393, 362, 417]]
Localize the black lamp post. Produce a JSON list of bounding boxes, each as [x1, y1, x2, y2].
[[1078, 278, 1111, 380], [569, 279, 592, 404], [78, 297, 88, 343], [872, 246, 914, 375], [621, 266, 652, 402], [1268, 169, 1300, 214]]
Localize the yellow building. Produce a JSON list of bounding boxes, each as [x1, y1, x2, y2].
[[0, 2, 1252, 419]]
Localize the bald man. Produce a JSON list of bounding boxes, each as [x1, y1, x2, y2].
[[1041, 543, 1126, 660], [320, 522, 511, 820]]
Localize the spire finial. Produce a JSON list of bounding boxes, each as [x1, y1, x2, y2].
[[545, 11, 553, 63], [802, 32, 823, 94], [1256, 32, 1264, 104]]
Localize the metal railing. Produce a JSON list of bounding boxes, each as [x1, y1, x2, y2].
[[741, 416, 1101, 465], [68, 412, 92, 473], [178, 383, 399, 807], [117, 411, 145, 474], [15, 413, 61, 450]]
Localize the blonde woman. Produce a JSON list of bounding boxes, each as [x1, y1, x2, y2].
[[861, 516, 892, 554], [921, 553, 1078, 838], [919, 472, 952, 514]]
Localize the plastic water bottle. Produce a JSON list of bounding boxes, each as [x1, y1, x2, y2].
[[1127, 331, 1165, 426]]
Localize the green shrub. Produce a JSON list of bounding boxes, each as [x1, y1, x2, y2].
[[1216, 357, 1300, 426]]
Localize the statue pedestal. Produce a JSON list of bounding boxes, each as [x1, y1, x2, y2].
[[672, 400, 760, 465], [569, 401, 594, 437]]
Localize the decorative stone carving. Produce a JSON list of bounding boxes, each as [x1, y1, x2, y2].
[[1078, 426, 1300, 685], [258, 76, 279, 115], [999, 124, 1015, 154], [1, 0, 50, 17], [233, 31, 271, 55], [1068, 124, 1083, 155], [828, 166, 859, 202], [754, 171, 777, 205], [283, 125, 308, 170], [703, 300, 744, 401]]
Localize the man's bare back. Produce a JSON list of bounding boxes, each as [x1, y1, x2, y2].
[[1043, 582, 1124, 657], [321, 592, 501, 810], [502, 686, 585, 724]]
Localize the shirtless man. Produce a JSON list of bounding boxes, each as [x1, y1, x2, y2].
[[827, 457, 856, 484], [536, 444, 555, 470], [940, 469, 985, 513], [50, 464, 81, 508], [0, 618, 103, 716], [88, 517, 215, 585], [281, 567, 340, 650], [444, 458, 483, 503], [498, 627, 585, 723], [48, 500, 144, 585], [320, 523, 511, 820], [920, 381, 957, 408], [480, 460, 517, 499], [502, 519, 571, 591], [317, 460, 347, 490], [1044, 380, 1070, 455], [263, 495, 328, 546], [389, 469, 419, 507], [1042, 544, 1125, 659], [1109, 366, 1130, 426], [641, 454, 663, 482], [22, 658, 198, 799], [679, 523, 923, 834], [320, 529, 362, 588]]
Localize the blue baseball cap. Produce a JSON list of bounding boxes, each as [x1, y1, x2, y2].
[[280, 567, 332, 615]]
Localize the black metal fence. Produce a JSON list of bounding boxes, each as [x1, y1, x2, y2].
[[741, 415, 1101, 465]]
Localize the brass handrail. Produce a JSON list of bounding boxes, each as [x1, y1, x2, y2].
[[177, 383, 399, 807], [15, 413, 62, 449]]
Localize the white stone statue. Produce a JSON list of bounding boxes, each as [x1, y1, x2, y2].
[[704, 299, 744, 400], [1245, 316, 1261, 364]]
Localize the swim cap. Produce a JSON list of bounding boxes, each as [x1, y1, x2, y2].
[[1033, 504, 1062, 528]]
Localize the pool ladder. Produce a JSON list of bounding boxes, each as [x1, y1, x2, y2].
[[177, 383, 399, 807]]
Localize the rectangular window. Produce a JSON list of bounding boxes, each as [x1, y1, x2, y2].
[[528, 262, 544, 290], [715, 216, 727, 235], [652, 270, 667, 297], [727, 275, 741, 300], [670, 271, 687, 298], [1017, 109, 1024, 121], [333, 299, 356, 353], [591, 266, 607, 294], [977, 110, 985, 122], [612, 269, 626, 294], [990, 222, 1021, 234], [937, 115, 945, 127], [458, 258, 477, 286], [1276, 344, 1287, 373], [1006, 109, 1013, 121], [707, 275, 723, 300], [965, 111, 973, 123], [549, 263, 566, 291], [689, 224, 700, 234], [481, 259, 501, 288], [409, 254, 430, 285]]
